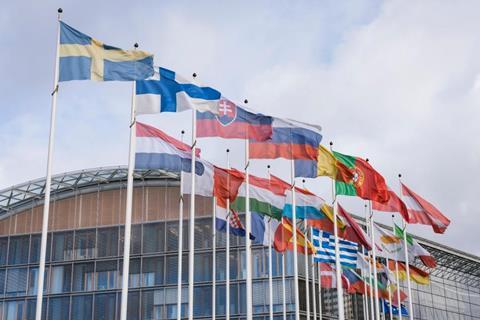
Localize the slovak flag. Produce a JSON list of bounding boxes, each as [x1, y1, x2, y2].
[[196, 97, 273, 141]]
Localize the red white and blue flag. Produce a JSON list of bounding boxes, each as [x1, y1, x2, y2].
[[196, 97, 273, 141]]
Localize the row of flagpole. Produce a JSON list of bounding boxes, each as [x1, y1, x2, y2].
[[38, 10, 419, 320]]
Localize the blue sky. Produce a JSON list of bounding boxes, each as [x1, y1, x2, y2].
[[1, 0, 480, 254]]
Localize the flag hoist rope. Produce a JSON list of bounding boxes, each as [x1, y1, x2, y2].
[[36, 8, 62, 320], [177, 130, 185, 320], [329, 142, 345, 320], [226, 149, 231, 320], [398, 174, 414, 320]]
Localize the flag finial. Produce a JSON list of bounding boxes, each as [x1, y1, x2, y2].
[[226, 149, 230, 153], [267, 165, 271, 169], [329, 141, 333, 146], [192, 73, 197, 78], [398, 173, 402, 178], [366, 158, 369, 162], [134, 43, 139, 49], [181, 130, 185, 134], [57, 8, 63, 13], [244, 99, 248, 104]]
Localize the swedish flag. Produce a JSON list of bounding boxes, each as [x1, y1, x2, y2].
[[59, 22, 154, 82]]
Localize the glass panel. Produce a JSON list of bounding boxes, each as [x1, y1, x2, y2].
[[119, 225, 142, 255], [119, 259, 141, 288], [71, 295, 92, 320], [127, 291, 140, 320], [75, 230, 96, 260], [94, 293, 116, 320], [193, 285, 212, 317], [142, 289, 165, 320], [194, 253, 212, 282], [25, 298, 47, 320], [49, 265, 72, 293], [5, 267, 27, 297], [194, 218, 212, 249], [52, 232, 74, 262], [0, 238, 7, 266], [4, 300, 26, 320], [73, 262, 94, 291], [143, 223, 165, 254], [48, 296, 70, 320], [8, 236, 29, 265], [165, 255, 187, 285], [29, 235, 51, 264], [96, 260, 118, 290], [0, 269, 5, 296], [142, 256, 164, 287], [97, 227, 118, 258]]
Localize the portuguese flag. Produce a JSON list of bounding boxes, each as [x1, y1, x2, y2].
[[333, 151, 390, 203]]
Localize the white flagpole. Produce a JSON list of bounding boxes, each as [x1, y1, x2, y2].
[[386, 257, 393, 320], [119, 43, 140, 320], [365, 204, 375, 320], [244, 99, 253, 320], [188, 76, 199, 320], [395, 260, 403, 320], [267, 165, 274, 320], [290, 158, 300, 320], [310, 227, 317, 320], [361, 247, 369, 320], [36, 8, 62, 320], [302, 181, 310, 320], [226, 148, 231, 320], [369, 202, 381, 320], [329, 142, 345, 320], [282, 252, 287, 320], [317, 263, 323, 320], [212, 195, 216, 320], [398, 174, 414, 320], [177, 130, 185, 320]]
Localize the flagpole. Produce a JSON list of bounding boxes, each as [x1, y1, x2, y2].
[[36, 8, 62, 320], [302, 180, 311, 320], [310, 227, 317, 320], [119, 43, 140, 320], [395, 260, 402, 320], [282, 252, 287, 320], [177, 130, 185, 320], [212, 195, 216, 320], [267, 165, 274, 320], [317, 264, 323, 320], [226, 149, 231, 320], [386, 257, 393, 320], [369, 201, 381, 320], [365, 203, 375, 320], [290, 158, 300, 320], [398, 174, 414, 320], [243, 99, 253, 320], [188, 74, 199, 320], [329, 142, 345, 320], [361, 246, 369, 320]]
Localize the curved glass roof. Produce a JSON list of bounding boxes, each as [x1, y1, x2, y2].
[[0, 166, 178, 216]]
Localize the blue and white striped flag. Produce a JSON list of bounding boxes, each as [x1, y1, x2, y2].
[[312, 228, 358, 268]]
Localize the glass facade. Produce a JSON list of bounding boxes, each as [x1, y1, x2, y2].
[[0, 177, 478, 320]]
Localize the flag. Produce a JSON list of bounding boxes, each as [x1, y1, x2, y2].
[[342, 268, 369, 295], [59, 21, 153, 82], [136, 67, 222, 114], [372, 187, 411, 223], [316, 145, 354, 182], [312, 229, 358, 268], [401, 182, 450, 234], [251, 212, 281, 246], [249, 118, 323, 177], [394, 224, 437, 268], [383, 301, 408, 317], [216, 207, 246, 237], [230, 174, 287, 220], [273, 217, 315, 254], [337, 204, 373, 250], [389, 261, 430, 285], [318, 263, 350, 289], [282, 188, 326, 220], [373, 223, 405, 261], [333, 151, 389, 203], [196, 98, 273, 141]]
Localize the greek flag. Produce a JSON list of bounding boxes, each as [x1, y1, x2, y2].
[[312, 228, 358, 268]]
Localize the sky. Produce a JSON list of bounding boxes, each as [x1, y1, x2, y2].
[[1, 1, 479, 255]]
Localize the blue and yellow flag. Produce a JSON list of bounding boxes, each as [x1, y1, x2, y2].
[[59, 22, 154, 82]]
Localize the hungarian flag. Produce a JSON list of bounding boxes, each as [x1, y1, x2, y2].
[[401, 183, 450, 234], [196, 98, 273, 141], [372, 187, 411, 223], [332, 151, 389, 203]]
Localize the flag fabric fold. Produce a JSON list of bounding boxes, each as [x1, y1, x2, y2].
[[316, 145, 355, 182], [273, 217, 315, 255], [372, 187, 411, 223], [59, 21, 153, 81], [401, 182, 450, 234], [312, 228, 358, 268], [394, 223, 437, 268]]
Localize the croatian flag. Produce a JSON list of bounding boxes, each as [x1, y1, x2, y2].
[[312, 229, 358, 268], [249, 118, 322, 177], [196, 97, 273, 141], [135, 67, 221, 114], [135, 122, 213, 196]]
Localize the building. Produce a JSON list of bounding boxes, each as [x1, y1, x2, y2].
[[0, 167, 479, 319]]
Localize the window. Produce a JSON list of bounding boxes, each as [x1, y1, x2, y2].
[[142, 289, 164, 320], [94, 293, 116, 320], [25, 298, 47, 320], [119, 259, 141, 288], [6, 267, 28, 297], [73, 262, 94, 291], [97, 227, 118, 258], [75, 230, 96, 260], [4, 300, 26, 319], [29, 234, 51, 264], [143, 223, 164, 254], [71, 295, 92, 320], [8, 236, 30, 265], [50, 265, 72, 293], [127, 291, 140, 320], [194, 219, 213, 249], [165, 221, 179, 252], [0, 269, 5, 296], [142, 256, 164, 287], [120, 225, 142, 255], [0, 238, 7, 266], [27, 267, 48, 296], [193, 285, 212, 317], [52, 232, 74, 261], [194, 253, 212, 282], [48, 296, 70, 320], [96, 260, 117, 290]]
